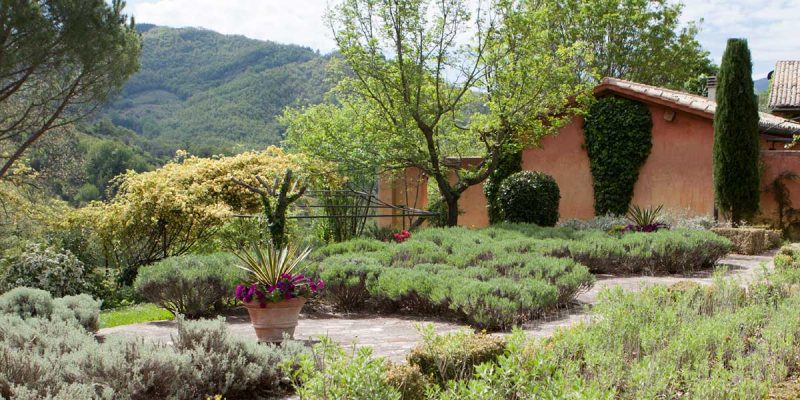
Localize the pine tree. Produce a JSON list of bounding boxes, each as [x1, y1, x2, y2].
[[713, 38, 761, 226]]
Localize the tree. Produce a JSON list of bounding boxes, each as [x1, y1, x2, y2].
[[314, 0, 589, 226], [546, 0, 714, 89], [68, 147, 340, 284], [0, 0, 141, 180], [712, 38, 760, 225], [84, 140, 152, 198]]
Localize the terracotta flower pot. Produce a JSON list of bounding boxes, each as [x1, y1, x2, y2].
[[243, 297, 306, 343]]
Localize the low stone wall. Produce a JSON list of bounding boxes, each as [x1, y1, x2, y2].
[[711, 227, 782, 255]]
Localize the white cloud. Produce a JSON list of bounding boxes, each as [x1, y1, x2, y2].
[[680, 0, 800, 78], [126, 0, 800, 79]]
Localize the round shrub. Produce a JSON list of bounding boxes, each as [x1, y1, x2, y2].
[[1, 243, 91, 297], [0, 287, 54, 319], [134, 253, 245, 318], [497, 171, 560, 226], [53, 294, 103, 332], [0, 287, 102, 332]]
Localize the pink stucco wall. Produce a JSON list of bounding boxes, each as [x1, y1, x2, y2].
[[378, 101, 800, 228]]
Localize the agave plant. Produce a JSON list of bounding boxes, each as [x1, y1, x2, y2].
[[625, 204, 669, 232], [627, 204, 663, 226], [233, 241, 312, 287]]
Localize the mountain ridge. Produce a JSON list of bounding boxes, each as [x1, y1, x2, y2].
[[102, 25, 333, 154]]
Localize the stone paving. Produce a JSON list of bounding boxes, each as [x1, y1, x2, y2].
[[97, 250, 776, 362]]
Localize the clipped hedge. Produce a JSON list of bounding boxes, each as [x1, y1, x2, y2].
[[134, 253, 245, 318], [309, 226, 594, 330], [546, 229, 732, 275], [497, 171, 560, 226], [309, 224, 732, 329]]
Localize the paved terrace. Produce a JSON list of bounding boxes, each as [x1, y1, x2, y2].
[[98, 250, 776, 362]]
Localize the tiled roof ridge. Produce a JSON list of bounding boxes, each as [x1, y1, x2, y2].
[[597, 77, 800, 136], [768, 60, 800, 110]]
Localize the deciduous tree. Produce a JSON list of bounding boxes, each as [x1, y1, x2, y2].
[[546, 0, 715, 90], [301, 0, 590, 226]]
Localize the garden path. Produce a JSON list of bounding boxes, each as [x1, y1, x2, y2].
[[97, 250, 776, 362]]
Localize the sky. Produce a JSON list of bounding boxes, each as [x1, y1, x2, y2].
[[125, 0, 800, 80]]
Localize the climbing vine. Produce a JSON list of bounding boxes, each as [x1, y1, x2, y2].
[[484, 142, 523, 224], [584, 97, 653, 215]]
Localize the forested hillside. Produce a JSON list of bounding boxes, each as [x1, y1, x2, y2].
[[102, 24, 333, 153]]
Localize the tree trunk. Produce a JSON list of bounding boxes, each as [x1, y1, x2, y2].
[[444, 193, 460, 227]]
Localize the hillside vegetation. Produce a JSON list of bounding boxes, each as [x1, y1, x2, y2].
[[102, 24, 333, 153]]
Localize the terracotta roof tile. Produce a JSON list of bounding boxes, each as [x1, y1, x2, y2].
[[597, 77, 800, 136], [769, 61, 800, 110]]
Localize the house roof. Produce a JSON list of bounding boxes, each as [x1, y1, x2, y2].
[[594, 77, 800, 137], [768, 61, 800, 111]]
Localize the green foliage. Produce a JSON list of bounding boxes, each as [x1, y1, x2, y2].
[[0, 287, 101, 332], [584, 97, 653, 215], [295, 337, 402, 400], [289, 253, 800, 400], [483, 146, 522, 224], [559, 214, 629, 231], [547, 229, 731, 274], [317, 255, 383, 310], [384, 363, 430, 400], [134, 253, 244, 318], [233, 169, 308, 248], [234, 242, 311, 287], [0, 287, 54, 320], [409, 327, 506, 385], [52, 294, 102, 332], [425, 198, 451, 228], [0, 314, 308, 399], [313, 225, 731, 328], [83, 139, 154, 199], [321, 0, 590, 226], [313, 226, 595, 330], [713, 39, 761, 224], [0, 243, 91, 297], [69, 147, 339, 283], [104, 26, 332, 151], [496, 171, 560, 226], [545, 0, 714, 90], [0, 0, 141, 178], [99, 303, 174, 328]]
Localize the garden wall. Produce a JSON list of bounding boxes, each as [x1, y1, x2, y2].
[[760, 150, 800, 224], [379, 103, 800, 228]]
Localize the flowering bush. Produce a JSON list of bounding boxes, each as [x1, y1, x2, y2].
[[0, 243, 91, 297], [235, 273, 324, 306], [392, 229, 411, 243]]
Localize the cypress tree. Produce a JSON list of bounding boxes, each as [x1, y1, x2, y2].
[[713, 38, 761, 226]]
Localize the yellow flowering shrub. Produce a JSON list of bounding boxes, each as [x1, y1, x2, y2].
[[69, 147, 340, 280]]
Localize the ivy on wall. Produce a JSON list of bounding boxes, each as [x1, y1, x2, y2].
[[484, 143, 523, 224], [584, 96, 653, 215]]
